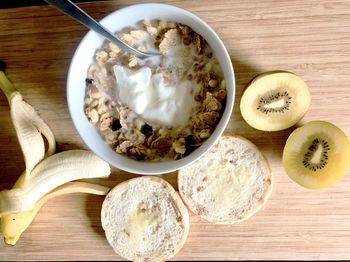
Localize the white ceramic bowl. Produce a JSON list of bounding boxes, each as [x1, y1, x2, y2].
[[67, 3, 235, 175]]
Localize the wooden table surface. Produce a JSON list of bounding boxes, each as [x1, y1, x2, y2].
[[1, 0, 350, 260]]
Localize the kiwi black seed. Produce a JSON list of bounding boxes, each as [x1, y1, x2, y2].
[[302, 138, 330, 172], [256, 91, 292, 114]]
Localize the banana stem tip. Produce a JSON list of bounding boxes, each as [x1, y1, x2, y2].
[[0, 60, 6, 72]]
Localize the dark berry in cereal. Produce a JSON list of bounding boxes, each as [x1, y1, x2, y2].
[[184, 135, 200, 156], [85, 78, 93, 86], [111, 119, 122, 131], [141, 124, 153, 136]]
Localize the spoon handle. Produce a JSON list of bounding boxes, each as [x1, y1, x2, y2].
[[44, 0, 153, 58]]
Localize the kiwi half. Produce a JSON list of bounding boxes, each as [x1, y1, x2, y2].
[[240, 71, 311, 131], [283, 121, 350, 189]]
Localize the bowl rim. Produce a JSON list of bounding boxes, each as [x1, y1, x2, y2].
[[67, 3, 235, 175]]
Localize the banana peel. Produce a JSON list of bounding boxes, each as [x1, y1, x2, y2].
[[1, 181, 110, 245], [0, 71, 56, 176], [0, 64, 112, 245], [11, 94, 56, 175]]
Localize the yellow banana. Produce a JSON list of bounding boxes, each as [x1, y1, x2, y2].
[[0, 63, 112, 245], [1, 181, 110, 245]]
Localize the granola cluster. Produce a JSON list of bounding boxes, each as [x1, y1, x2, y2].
[[84, 20, 227, 161]]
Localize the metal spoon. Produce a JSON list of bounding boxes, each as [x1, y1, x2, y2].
[[44, 0, 161, 59]]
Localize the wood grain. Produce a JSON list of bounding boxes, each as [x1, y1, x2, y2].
[[1, 0, 350, 260]]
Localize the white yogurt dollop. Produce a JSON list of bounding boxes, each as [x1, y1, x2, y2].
[[113, 65, 197, 126]]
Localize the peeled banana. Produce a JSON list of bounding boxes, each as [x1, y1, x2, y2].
[[0, 64, 111, 245], [1, 181, 110, 245], [0, 150, 111, 215]]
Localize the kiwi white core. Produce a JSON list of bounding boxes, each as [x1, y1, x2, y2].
[[256, 90, 291, 114], [309, 144, 323, 164], [302, 137, 330, 171], [263, 98, 287, 109]]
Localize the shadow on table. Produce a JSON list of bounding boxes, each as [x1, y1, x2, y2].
[[85, 193, 107, 239]]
